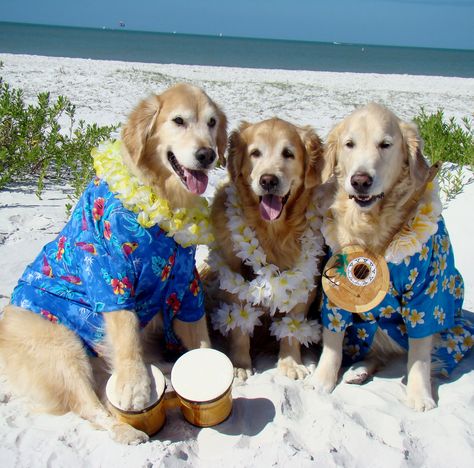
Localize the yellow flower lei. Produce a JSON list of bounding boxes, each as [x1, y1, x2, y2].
[[92, 140, 214, 247]]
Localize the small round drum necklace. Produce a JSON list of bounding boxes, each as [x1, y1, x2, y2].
[[322, 163, 440, 314]]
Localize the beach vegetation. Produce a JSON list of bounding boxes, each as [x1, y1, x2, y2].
[[414, 108, 474, 203], [0, 78, 118, 211]]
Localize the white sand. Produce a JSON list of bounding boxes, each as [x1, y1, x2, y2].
[[0, 53, 473, 467]]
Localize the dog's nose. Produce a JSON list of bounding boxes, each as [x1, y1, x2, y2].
[[195, 147, 216, 167], [351, 172, 373, 192], [259, 174, 279, 192]]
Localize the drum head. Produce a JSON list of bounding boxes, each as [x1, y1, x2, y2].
[[171, 348, 234, 403], [322, 245, 390, 313], [106, 364, 166, 411]]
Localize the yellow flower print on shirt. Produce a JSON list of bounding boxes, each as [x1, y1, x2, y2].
[[408, 268, 419, 284], [440, 235, 450, 253], [419, 244, 429, 261], [357, 328, 369, 340], [408, 309, 425, 328], [380, 305, 395, 318], [439, 254, 447, 273], [433, 306, 445, 325], [328, 311, 346, 333], [442, 277, 449, 291], [425, 279, 438, 298], [448, 275, 456, 294], [430, 260, 440, 277]]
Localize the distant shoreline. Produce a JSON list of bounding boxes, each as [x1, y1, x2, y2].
[[1, 21, 474, 77]]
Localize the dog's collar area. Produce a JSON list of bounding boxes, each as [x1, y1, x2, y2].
[[93, 140, 214, 247], [323, 181, 442, 265], [208, 184, 324, 315]]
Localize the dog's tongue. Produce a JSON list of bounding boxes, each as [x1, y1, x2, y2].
[[183, 168, 208, 195], [259, 195, 284, 221]]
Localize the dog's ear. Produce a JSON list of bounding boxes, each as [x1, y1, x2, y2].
[[215, 108, 228, 166], [321, 121, 344, 182], [121, 94, 161, 164], [297, 125, 324, 189], [227, 121, 251, 181], [399, 120, 430, 187]]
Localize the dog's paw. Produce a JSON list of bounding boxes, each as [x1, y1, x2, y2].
[[308, 367, 338, 393], [111, 422, 149, 445], [343, 367, 370, 385], [277, 357, 309, 380], [113, 363, 151, 411], [234, 366, 253, 381], [407, 393, 437, 412]]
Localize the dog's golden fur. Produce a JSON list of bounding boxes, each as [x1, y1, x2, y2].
[[0, 83, 227, 443], [211, 118, 325, 380], [311, 103, 438, 411]]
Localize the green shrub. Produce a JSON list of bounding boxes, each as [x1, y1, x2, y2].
[[0, 78, 118, 208], [414, 108, 474, 204]]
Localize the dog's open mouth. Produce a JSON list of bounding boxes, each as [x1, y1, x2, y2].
[[167, 151, 208, 195], [259, 192, 290, 221], [349, 193, 384, 208]]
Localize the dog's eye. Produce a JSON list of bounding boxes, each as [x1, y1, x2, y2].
[[250, 149, 261, 158], [282, 148, 295, 159], [379, 140, 392, 149], [345, 140, 355, 149], [173, 117, 185, 126], [208, 117, 217, 128]]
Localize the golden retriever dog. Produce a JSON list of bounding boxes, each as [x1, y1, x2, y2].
[[209, 118, 325, 380], [0, 83, 227, 443], [310, 103, 471, 411]]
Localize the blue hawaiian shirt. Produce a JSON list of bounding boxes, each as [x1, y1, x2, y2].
[[10, 177, 205, 356], [321, 218, 473, 376]]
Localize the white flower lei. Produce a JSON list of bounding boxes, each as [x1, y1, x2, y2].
[[93, 140, 214, 247], [209, 184, 323, 345]]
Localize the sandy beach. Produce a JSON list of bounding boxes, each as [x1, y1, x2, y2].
[[0, 53, 473, 467]]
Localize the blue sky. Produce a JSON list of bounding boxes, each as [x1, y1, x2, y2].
[[1, 0, 473, 49]]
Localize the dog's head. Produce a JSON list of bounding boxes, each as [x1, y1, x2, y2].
[[121, 83, 227, 201], [228, 118, 324, 221], [322, 102, 430, 212]]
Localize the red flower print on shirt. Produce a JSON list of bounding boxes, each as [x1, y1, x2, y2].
[[60, 275, 82, 285], [104, 220, 112, 240], [111, 276, 134, 296], [161, 265, 171, 281], [93, 198, 105, 221], [75, 242, 97, 255], [166, 293, 181, 313], [190, 278, 200, 296], [42, 255, 53, 277], [40, 309, 58, 323], [122, 242, 138, 256], [56, 236, 66, 261], [111, 278, 125, 295]]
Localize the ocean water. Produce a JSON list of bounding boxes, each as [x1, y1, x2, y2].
[[1, 22, 473, 77]]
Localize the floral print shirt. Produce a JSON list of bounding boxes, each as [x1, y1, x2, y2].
[[321, 218, 473, 376], [10, 177, 204, 356]]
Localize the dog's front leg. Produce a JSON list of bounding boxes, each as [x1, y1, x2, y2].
[[174, 315, 211, 350], [278, 337, 308, 380], [103, 310, 150, 411], [406, 335, 436, 411], [309, 327, 344, 392], [230, 326, 253, 380]]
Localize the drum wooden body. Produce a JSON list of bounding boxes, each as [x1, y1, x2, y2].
[[106, 364, 166, 436], [322, 245, 390, 313], [171, 348, 234, 427]]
